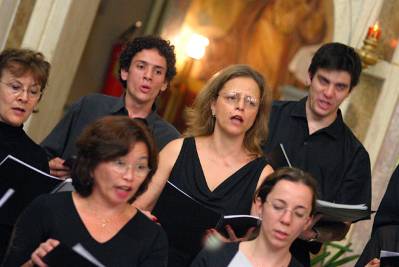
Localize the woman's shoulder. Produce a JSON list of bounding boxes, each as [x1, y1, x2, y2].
[[159, 138, 186, 164], [17, 192, 72, 223], [191, 242, 239, 267], [162, 137, 185, 151], [126, 210, 166, 238], [31, 192, 71, 208]]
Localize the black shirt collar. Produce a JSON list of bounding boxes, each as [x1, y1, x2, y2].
[[110, 94, 158, 124], [290, 97, 343, 139]]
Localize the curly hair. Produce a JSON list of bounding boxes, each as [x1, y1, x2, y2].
[[255, 167, 319, 215], [184, 64, 270, 156], [119, 35, 177, 88], [72, 116, 158, 203], [0, 48, 50, 93]]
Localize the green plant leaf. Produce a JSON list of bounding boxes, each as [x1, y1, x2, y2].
[[311, 251, 331, 266], [324, 248, 346, 265], [325, 242, 353, 253], [327, 255, 360, 267]]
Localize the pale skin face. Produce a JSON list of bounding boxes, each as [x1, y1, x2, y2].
[[211, 76, 260, 138], [49, 49, 167, 178], [0, 69, 40, 127], [90, 142, 150, 207], [255, 180, 313, 250], [306, 68, 351, 125], [120, 48, 168, 112]]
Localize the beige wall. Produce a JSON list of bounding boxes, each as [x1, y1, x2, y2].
[[22, 0, 100, 143], [67, 0, 155, 108], [21, 0, 158, 143]]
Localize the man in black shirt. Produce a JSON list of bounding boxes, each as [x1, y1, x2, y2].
[[264, 42, 371, 266], [42, 36, 180, 177]]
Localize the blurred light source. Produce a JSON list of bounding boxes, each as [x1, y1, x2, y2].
[[185, 33, 209, 60], [357, 21, 382, 69]]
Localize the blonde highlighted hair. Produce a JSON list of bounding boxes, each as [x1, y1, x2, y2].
[[184, 64, 270, 156]]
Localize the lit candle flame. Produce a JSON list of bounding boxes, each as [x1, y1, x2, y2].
[[373, 22, 379, 32]]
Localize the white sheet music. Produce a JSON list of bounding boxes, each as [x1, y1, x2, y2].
[[380, 250, 399, 258], [0, 188, 14, 207], [72, 243, 106, 267]]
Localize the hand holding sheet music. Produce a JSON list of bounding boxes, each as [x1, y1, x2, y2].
[[42, 242, 105, 267], [216, 215, 261, 239], [152, 181, 259, 254], [0, 155, 64, 225], [267, 145, 372, 223], [316, 200, 370, 222], [380, 250, 399, 267]]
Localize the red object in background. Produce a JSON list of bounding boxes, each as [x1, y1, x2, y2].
[[367, 22, 382, 40], [102, 42, 124, 97], [102, 21, 142, 97]]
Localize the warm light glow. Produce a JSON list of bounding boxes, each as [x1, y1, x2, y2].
[[367, 21, 382, 40], [168, 26, 209, 67], [373, 22, 379, 32], [185, 33, 209, 60], [390, 38, 398, 49]]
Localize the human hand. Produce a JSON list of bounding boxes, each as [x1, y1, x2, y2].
[[49, 157, 70, 178], [204, 226, 257, 245], [223, 225, 257, 242], [138, 208, 159, 224], [24, 239, 60, 267], [299, 213, 322, 241], [365, 258, 380, 267]]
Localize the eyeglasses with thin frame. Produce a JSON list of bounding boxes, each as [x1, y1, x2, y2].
[[110, 158, 151, 178], [218, 91, 259, 109], [265, 199, 310, 221], [0, 80, 42, 100]]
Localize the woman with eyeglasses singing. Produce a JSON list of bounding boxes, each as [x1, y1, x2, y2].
[[3, 116, 168, 267], [191, 167, 317, 267], [134, 64, 274, 266], [0, 48, 51, 260]]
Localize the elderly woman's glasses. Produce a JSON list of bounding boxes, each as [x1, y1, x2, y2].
[[265, 200, 309, 221], [110, 158, 151, 178], [219, 91, 259, 109], [0, 80, 42, 100]]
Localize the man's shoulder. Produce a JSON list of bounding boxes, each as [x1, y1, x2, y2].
[[150, 112, 180, 133], [78, 93, 120, 106], [340, 121, 369, 157], [272, 99, 297, 109], [68, 93, 122, 116], [271, 99, 299, 115]]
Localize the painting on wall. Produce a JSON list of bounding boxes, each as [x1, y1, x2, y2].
[[159, 0, 333, 131]]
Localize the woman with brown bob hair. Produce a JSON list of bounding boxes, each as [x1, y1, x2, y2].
[[3, 116, 168, 267], [134, 64, 273, 266], [72, 117, 158, 202], [0, 48, 50, 261]]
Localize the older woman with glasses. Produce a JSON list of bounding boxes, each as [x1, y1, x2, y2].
[[134, 64, 273, 266], [191, 167, 317, 267], [0, 48, 51, 260], [3, 116, 168, 267]]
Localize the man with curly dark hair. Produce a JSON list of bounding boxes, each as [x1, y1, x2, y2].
[[41, 36, 180, 178]]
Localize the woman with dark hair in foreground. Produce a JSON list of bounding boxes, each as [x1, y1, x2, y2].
[[3, 116, 167, 267]]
